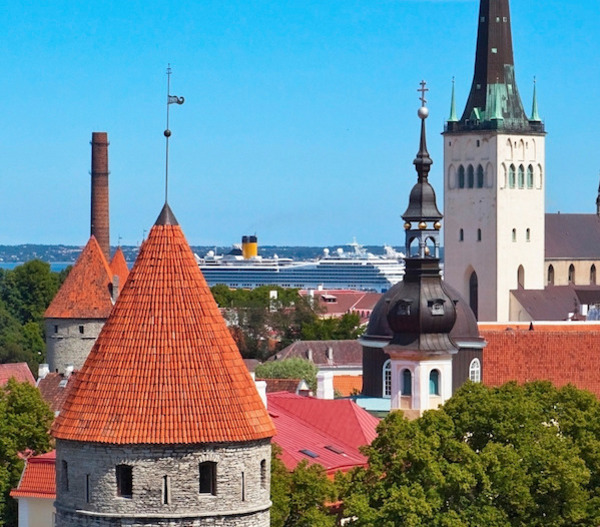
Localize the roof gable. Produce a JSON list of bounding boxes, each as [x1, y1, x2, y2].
[[10, 451, 56, 499], [44, 236, 114, 319], [53, 214, 275, 445]]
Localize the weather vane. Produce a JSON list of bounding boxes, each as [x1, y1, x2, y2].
[[164, 64, 185, 204], [418, 80, 428, 107]]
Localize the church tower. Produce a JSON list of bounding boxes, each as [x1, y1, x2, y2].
[[443, 0, 546, 322]]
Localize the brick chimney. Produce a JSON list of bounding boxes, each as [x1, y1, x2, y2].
[[90, 132, 110, 261]]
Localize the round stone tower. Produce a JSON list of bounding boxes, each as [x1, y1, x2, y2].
[[52, 204, 275, 527]]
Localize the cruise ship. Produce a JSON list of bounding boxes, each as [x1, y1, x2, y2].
[[197, 236, 405, 292]]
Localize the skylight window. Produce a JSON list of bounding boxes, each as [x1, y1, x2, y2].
[[299, 449, 319, 459], [324, 445, 345, 455]]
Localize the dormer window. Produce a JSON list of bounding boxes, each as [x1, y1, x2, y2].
[[428, 299, 446, 316], [396, 300, 413, 316]]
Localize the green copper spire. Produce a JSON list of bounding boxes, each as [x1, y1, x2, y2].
[[448, 77, 458, 122], [492, 85, 504, 121], [530, 77, 541, 122]]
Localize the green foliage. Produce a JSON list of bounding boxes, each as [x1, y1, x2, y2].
[[301, 312, 364, 341], [255, 358, 318, 391], [0, 379, 54, 527], [271, 445, 337, 527], [343, 381, 600, 526], [0, 261, 66, 372]]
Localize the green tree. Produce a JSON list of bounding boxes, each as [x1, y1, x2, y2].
[[343, 381, 600, 527], [271, 445, 337, 527], [0, 379, 54, 527], [255, 358, 318, 391], [301, 312, 364, 341]]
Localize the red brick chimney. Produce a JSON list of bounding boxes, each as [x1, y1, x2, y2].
[[90, 132, 110, 261]]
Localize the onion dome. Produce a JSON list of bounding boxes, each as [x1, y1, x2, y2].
[[52, 203, 275, 444]]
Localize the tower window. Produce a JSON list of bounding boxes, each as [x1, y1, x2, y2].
[[512, 229, 517, 242], [591, 265, 597, 285], [429, 370, 440, 396], [569, 264, 576, 284], [116, 465, 133, 499], [548, 265, 555, 286], [467, 165, 475, 188], [509, 165, 516, 188], [458, 166, 465, 189], [241, 472, 246, 502], [79, 325, 84, 334], [476, 165, 484, 188], [469, 272, 479, 320], [469, 359, 481, 383], [86, 474, 90, 503], [476, 140, 480, 147], [62, 461, 69, 492], [260, 460, 267, 489], [401, 369, 412, 396], [459, 229, 464, 242], [518, 265, 525, 289], [527, 165, 534, 188], [199, 462, 217, 495], [383, 360, 391, 398], [477, 229, 482, 242], [162, 476, 170, 505], [518, 165, 525, 189], [526, 228, 531, 242], [54, 325, 58, 334]]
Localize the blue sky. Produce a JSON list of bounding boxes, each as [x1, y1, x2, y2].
[[1, 0, 598, 246]]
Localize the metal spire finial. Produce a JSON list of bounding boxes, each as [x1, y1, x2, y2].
[[531, 76, 541, 122], [164, 64, 185, 205], [448, 77, 458, 122], [414, 81, 432, 182]]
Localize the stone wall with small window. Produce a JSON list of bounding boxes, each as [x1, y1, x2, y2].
[[45, 319, 106, 374], [55, 439, 271, 527]]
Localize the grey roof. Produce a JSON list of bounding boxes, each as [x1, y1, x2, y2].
[[511, 285, 600, 321], [272, 340, 363, 367], [545, 214, 600, 259]]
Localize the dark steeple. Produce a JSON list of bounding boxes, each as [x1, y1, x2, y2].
[[446, 0, 544, 134]]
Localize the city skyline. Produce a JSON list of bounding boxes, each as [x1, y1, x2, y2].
[[1, 0, 598, 246]]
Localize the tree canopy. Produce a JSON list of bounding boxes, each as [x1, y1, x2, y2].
[[343, 381, 600, 527], [0, 379, 54, 527], [255, 358, 319, 391]]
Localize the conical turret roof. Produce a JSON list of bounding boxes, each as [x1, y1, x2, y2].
[[109, 247, 129, 294], [45, 236, 114, 319], [53, 205, 275, 444]]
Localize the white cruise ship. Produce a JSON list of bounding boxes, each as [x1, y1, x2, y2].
[[197, 237, 405, 293]]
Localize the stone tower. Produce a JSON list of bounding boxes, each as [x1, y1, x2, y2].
[[443, 0, 546, 322], [44, 236, 117, 374], [90, 132, 110, 262], [52, 203, 275, 527]]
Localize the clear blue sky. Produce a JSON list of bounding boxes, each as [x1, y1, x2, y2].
[[1, 0, 598, 246]]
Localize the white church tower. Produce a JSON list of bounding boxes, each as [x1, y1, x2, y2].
[[443, 0, 546, 322]]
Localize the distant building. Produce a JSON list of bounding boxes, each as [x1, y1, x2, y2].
[[0, 363, 35, 386]]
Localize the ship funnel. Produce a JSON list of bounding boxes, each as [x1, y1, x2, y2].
[[242, 235, 258, 259]]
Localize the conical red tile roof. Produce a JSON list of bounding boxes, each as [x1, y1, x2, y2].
[[53, 205, 275, 445], [109, 247, 129, 294], [45, 236, 114, 319]]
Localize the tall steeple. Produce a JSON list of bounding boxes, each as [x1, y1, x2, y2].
[[446, 0, 544, 133]]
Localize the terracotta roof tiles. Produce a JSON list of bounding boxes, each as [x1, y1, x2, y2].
[[0, 363, 35, 386], [109, 247, 130, 294], [10, 451, 56, 499], [44, 236, 114, 319], [52, 205, 275, 445]]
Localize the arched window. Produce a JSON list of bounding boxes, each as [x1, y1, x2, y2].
[[569, 264, 576, 284], [518, 165, 525, 188], [509, 165, 516, 188], [591, 265, 597, 285], [548, 265, 555, 285], [527, 165, 534, 188], [476, 165, 484, 188], [467, 165, 475, 188], [458, 166, 465, 189], [469, 271, 478, 319], [477, 229, 482, 242], [382, 360, 391, 398], [469, 359, 481, 383], [537, 164, 543, 189], [526, 228, 531, 242], [512, 229, 517, 242], [401, 369, 412, 396], [459, 229, 464, 242], [518, 265, 525, 289], [429, 370, 440, 396]]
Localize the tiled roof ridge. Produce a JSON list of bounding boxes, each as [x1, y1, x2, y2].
[[53, 221, 275, 444], [44, 236, 114, 319]]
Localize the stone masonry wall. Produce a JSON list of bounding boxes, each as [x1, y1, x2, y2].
[[46, 319, 106, 374], [55, 440, 271, 527]]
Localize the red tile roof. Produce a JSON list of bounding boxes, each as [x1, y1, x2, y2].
[[0, 363, 35, 386], [10, 451, 56, 499], [109, 247, 130, 293], [259, 378, 302, 394], [482, 329, 600, 397], [44, 236, 114, 319], [268, 392, 379, 475], [37, 372, 76, 414], [52, 205, 275, 445]]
